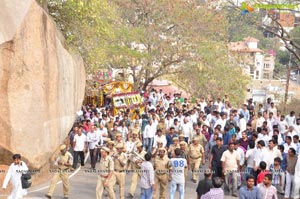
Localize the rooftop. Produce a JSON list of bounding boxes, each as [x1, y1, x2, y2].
[[228, 41, 263, 53]]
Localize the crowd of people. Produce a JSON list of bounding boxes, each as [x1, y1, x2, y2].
[[3, 89, 300, 199], [63, 89, 300, 199]]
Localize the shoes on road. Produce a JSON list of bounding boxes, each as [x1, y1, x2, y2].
[[45, 194, 51, 199]]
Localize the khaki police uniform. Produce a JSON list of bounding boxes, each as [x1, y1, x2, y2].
[[131, 127, 141, 138], [113, 148, 127, 199], [157, 122, 166, 135], [168, 143, 179, 158], [153, 151, 169, 199], [188, 142, 204, 182], [179, 143, 189, 180], [193, 133, 207, 148], [47, 146, 73, 198], [129, 149, 147, 196], [96, 153, 116, 199]]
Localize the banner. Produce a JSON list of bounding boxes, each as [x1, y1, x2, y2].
[[112, 92, 143, 109], [102, 81, 133, 94]]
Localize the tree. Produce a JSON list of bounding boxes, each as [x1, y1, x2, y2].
[[224, 0, 300, 68], [112, 0, 233, 90], [47, 0, 136, 73]]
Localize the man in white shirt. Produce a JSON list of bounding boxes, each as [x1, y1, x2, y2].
[[144, 119, 157, 153], [97, 124, 107, 145], [278, 115, 288, 135], [153, 129, 167, 148], [199, 98, 207, 113], [181, 117, 193, 143], [73, 127, 87, 169], [256, 112, 265, 130], [221, 142, 240, 197], [267, 102, 277, 118], [253, 140, 269, 171], [239, 114, 247, 133], [258, 128, 271, 147], [284, 136, 296, 153], [117, 121, 129, 142], [165, 114, 173, 132], [214, 113, 227, 132], [293, 118, 300, 135], [265, 139, 282, 168], [286, 111, 296, 127], [169, 148, 187, 199], [87, 125, 100, 169]]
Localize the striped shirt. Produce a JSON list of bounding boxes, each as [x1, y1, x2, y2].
[[258, 184, 277, 199]]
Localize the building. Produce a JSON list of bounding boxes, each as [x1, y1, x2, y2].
[[228, 37, 275, 80]]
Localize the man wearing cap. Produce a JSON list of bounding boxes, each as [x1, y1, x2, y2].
[[178, 135, 188, 148], [192, 128, 207, 150], [168, 137, 179, 158], [113, 144, 127, 199], [188, 137, 205, 183], [128, 142, 147, 198], [46, 144, 73, 199], [132, 131, 141, 146], [179, 141, 189, 180], [130, 121, 142, 140], [152, 141, 164, 158], [153, 147, 170, 199], [157, 117, 167, 135], [153, 129, 167, 149], [96, 147, 116, 199], [114, 133, 126, 153], [106, 140, 117, 156]]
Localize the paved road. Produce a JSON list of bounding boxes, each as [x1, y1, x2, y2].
[[21, 159, 229, 199], [4, 157, 283, 199]]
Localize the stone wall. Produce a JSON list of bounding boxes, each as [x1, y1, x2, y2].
[[0, 0, 85, 168]]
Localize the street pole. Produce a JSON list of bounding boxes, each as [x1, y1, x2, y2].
[[284, 53, 292, 104]]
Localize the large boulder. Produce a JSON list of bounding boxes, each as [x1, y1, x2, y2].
[[0, 0, 85, 168]]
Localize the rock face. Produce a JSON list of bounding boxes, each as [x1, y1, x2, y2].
[[0, 0, 85, 168]]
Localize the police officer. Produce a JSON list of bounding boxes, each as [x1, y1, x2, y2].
[[96, 147, 116, 199], [153, 147, 170, 199], [168, 137, 179, 158], [46, 144, 73, 199], [188, 137, 205, 183], [179, 141, 189, 180], [115, 133, 126, 153], [127, 142, 146, 198], [113, 144, 127, 199]]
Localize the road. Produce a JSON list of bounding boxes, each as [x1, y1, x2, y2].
[[1, 157, 284, 199]]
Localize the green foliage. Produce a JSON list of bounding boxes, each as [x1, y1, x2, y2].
[[277, 50, 290, 66], [48, 0, 141, 73], [290, 27, 300, 67], [46, 0, 249, 102]]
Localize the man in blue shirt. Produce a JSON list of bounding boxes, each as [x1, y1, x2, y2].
[[239, 175, 261, 199], [166, 127, 178, 148]]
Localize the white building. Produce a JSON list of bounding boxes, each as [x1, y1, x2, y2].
[[228, 37, 275, 80]]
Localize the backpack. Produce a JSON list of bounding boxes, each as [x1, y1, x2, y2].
[[21, 171, 32, 189]]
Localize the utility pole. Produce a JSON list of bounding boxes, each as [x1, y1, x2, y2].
[[284, 53, 292, 104]]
